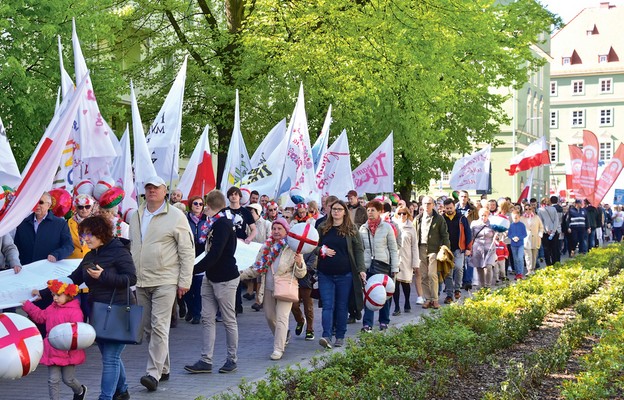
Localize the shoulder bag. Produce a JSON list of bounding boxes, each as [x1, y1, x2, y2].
[[367, 229, 391, 275], [90, 277, 143, 344], [272, 257, 299, 303]]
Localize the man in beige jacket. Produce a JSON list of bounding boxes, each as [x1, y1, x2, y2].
[[130, 176, 195, 392]]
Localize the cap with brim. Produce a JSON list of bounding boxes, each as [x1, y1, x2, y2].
[[246, 203, 263, 215], [144, 176, 166, 188]]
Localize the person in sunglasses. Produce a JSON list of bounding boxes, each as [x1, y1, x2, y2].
[[68, 194, 97, 259]]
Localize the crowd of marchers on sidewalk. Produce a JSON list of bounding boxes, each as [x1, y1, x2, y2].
[[2, 181, 621, 400]]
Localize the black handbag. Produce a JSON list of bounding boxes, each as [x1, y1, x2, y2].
[[90, 278, 143, 344], [367, 229, 391, 275]]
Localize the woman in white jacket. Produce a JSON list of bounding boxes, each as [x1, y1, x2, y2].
[[359, 200, 399, 332], [521, 203, 544, 275], [392, 206, 419, 315]]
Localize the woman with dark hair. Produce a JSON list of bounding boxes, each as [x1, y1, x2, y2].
[[181, 195, 208, 324], [68, 215, 136, 400], [316, 200, 366, 349]]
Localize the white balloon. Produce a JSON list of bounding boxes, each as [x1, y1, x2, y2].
[[364, 282, 387, 311], [368, 273, 396, 300], [0, 313, 43, 380], [48, 322, 96, 351], [286, 223, 319, 254]]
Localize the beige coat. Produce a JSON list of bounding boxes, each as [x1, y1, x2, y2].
[[521, 214, 544, 250], [129, 202, 195, 289], [240, 245, 307, 304], [395, 220, 419, 283]]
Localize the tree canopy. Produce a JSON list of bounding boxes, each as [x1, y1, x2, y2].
[[1, 0, 558, 197]]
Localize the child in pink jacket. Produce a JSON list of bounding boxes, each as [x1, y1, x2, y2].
[[22, 279, 87, 400]]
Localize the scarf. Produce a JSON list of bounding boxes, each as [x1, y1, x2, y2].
[[522, 211, 535, 218], [199, 210, 225, 244], [294, 213, 311, 223], [254, 237, 287, 274], [368, 217, 382, 236]]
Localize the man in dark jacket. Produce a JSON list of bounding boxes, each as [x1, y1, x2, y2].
[[14, 192, 73, 265], [185, 189, 239, 375], [584, 199, 599, 250], [442, 199, 471, 303], [346, 190, 367, 228]]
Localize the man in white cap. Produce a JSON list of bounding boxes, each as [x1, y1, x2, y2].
[[129, 176, 195, 392]]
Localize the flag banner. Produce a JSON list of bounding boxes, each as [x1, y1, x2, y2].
[[0, 259, 82, 309], [448, 145, 491, 191], [130, 81, 157, 194], [277, 83, 317, 202], [352, 132, 394, 194], [312, 105, 332, 173], [177, 125, 216, 199], [566, 144, 583, 190], [0, 74, 88, 237], [220, 89, 251, 192], [577, 129, 599, 199], [110, 125, 138, 213], [507, 136, 550, 176], [145, 56, 188, 183], [249, 119, 287, 170], [593, 143, 624, 205], [72, 19, 119, 178], [517, 169, 534, 204], [239, 130, 289, 199], [0, 117, 21, 188], [315, 130, 354, 198]]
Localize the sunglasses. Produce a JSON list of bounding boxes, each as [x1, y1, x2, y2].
[[79, 233, 93, 240], [77, 205, 92, 210], [268, 208, 278, 211], [397, 212, 407, 216], [192, 202, 204, 206], [38, 200, 48, 205]]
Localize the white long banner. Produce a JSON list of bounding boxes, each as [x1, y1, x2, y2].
[[0, 259, 81, 309]]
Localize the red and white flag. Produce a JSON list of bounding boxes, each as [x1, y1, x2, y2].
[[449, 145, 491, 191], [507, 136, 550, 176], [517, 169, 534, 204], [566, 144, 583, 190], [577, 130, 599, 199], [352, 132, 394, 194], [0, 117, 21, 189], [0, 74, 88, 237], [593, 143, 624, 205], [177, 125, 216, 199], [315, 129, 354, 198]]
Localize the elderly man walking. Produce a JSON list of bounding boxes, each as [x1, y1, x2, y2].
[[129, 176, 195, 392]]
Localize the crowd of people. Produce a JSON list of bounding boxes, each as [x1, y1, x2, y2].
[[1, 181, 623, 399]]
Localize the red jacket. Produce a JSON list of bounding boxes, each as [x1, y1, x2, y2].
[[22, 299, 86, 366], [495, 240, 509, 261]]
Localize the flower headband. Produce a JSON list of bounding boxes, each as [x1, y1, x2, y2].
[[47, 279, 79, 298]]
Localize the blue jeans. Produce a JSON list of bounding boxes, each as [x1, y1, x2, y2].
[[184, 275, 204, 319], [362, 271, 390, 328], [587, 228, 596, 250], [318, 271, 352, 339], [463, 255, 474, 288], [511, 245, 524, 275], [444, 250, 465, 297], [97, 341, 127, 400]]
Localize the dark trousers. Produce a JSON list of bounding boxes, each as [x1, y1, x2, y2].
[[542, 234, 561, 266]]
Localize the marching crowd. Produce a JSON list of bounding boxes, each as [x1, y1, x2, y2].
[[1, 181, 622, 400]]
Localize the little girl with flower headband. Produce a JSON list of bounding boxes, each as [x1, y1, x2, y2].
[[22, 279, 87, 400]]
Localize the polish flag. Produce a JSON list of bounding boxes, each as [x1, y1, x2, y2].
[[566, 145, 583, 190], [507, 136, 550, 176], [177, 125, 216, 200], [593, 143, 624, 205], [517, 169, 534, 204], [577, 130, 600, 200]]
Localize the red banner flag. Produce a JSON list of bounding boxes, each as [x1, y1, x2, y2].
[[567, 145, 583, 190], [593, 143, 624, 205], [577, 130, 599, 199]]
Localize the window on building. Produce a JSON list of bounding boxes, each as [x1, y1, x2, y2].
[[550, 111, 558, 128], [550, 81, 557, 96], [550, 142, 558, 163], [600, 142, 613, 161], [600, 78, 613, 93], [599, 108, 614, 126], [599, 55, 608, 63], [572, 80, 585, 95], [572, 110, 585, 127], [563, 57, 571, 65]]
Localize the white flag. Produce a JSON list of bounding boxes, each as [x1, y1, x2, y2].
[[219, 89, 251, 192], [352, 132, 394, 194], [312, 105, 332, 172], [72, 19, 119, 180], [240, 133, 289, 199], [110, 125, 138, 213], [0, 117, 21, 188], [448, 145, 491, 191], [315, 129, 354, 198], [249, 119, 287, 170], [278, 83, 317, 201], [177, 125, 216, 199], [130, 81, 157, 193], [0, 74, 88, 237], [145, 56, 187, 183]]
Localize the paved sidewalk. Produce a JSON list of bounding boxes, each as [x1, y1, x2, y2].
[[4, 260, 565, 400]]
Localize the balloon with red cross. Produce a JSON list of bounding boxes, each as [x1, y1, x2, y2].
[[48, 322, 96, 351], [368, 273, 396, 300], [286, 222, 319, 254], [0, 313, 44, 380], [364, 281, 387, 311]]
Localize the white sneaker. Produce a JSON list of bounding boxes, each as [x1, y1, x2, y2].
[[415, 297, 425, 305], [270, 351, 283, 360]]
